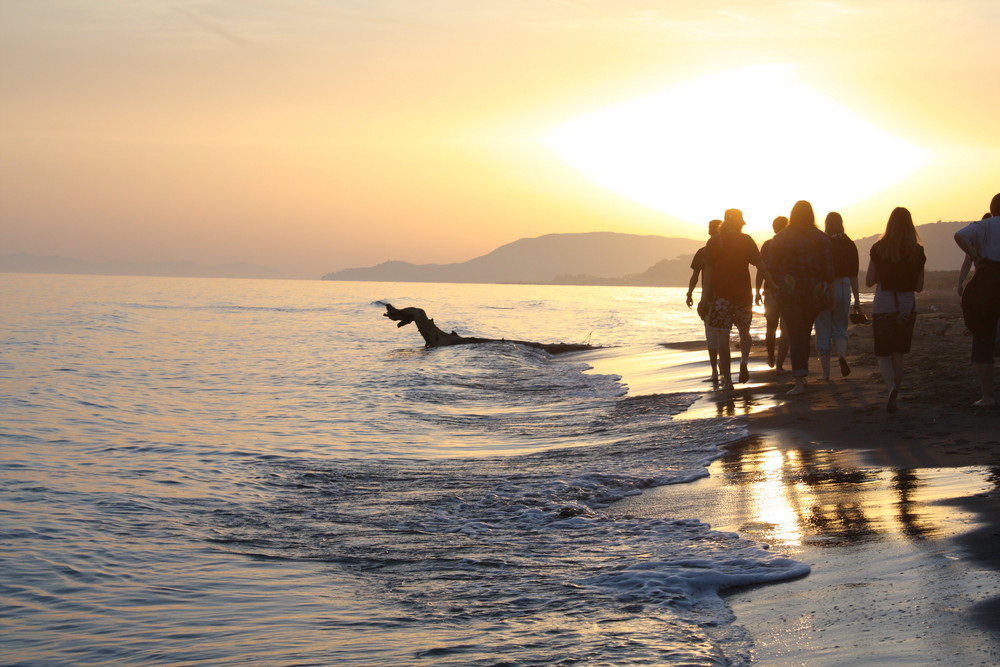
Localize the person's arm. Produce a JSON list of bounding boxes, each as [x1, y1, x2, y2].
[[955, 229, 980, 264], [915, 267, 925, 293], [957, 255, 973, 296], [865, 258, 878, 287], [686, 268, 700, 308], [702, 266, 713, 305], [754, 261, 775, 298], [849, 242, 861, 308]]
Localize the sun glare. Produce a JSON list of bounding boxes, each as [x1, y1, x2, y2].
[[543, 65, 929, 234]]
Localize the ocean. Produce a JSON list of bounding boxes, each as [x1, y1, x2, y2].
[[1, 273, 809, 666]]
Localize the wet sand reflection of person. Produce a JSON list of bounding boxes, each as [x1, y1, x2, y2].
[[716, 438, 940, 547]]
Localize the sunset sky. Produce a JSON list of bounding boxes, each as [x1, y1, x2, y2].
[[2, 1, 998, 278]]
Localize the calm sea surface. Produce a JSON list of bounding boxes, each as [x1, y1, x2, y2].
[[1, 274, 807, 666]]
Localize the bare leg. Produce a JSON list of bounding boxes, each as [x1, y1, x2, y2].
[[834, 337, 850, 376], [974, 362, 997, 407], [819, 353, 831, 381], [878, 355, 898, 413], [708, 347, 719, 381], [716, 330, 733, 390], [786, 376, 807, 395], [765, 319, 777, 366], [738, 326, 752, 383], [776, 330, 789, 372]]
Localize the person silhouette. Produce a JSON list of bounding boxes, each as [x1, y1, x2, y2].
[[814, 212, 861, 380], [764, 200, 834, 395], [686, 219, 722, 380], [866, 207, 926, 413], [755, 216, 789, 372], [953, 193, 1000, 407], [702, 209, 774, 390]]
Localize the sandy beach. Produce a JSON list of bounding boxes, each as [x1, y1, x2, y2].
[[603, 286, 1000, 665]]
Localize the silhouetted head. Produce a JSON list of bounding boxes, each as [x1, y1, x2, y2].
[[991, 193, 1000, 217], [824, 211, 845, 236], [721, 208, 745, 233], [788, 200, 815, 230], [875, 206, 923, 262], [708, 219, 722, 236], [772, 216, 788, 234]]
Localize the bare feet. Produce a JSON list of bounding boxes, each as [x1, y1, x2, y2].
[[839, 356, 851, 377], [886, 388, 899, 413], [767, 354, 775, 368], [739, 362, 749, 384], [786, 378, 806, 395], [720, 380, 735, 391]]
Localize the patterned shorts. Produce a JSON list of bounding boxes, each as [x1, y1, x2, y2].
[[706, 297, 752, 331]]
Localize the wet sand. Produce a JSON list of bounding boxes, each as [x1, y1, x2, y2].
[[603, 288, 1000, 665]]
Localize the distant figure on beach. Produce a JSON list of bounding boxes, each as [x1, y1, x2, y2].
[[765, 200, 834, 395], [702, 208, 774, 390], [953, 193, 1000, 407], [755, 216, 789, 372], [814, 212, 861, 380], [686, 219, 723, 380], [866, 207, 926, 413]]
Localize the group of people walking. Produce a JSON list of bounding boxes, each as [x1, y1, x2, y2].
[[685, 193, 1000, 410]]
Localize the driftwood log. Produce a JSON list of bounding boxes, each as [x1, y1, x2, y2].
[[382, 303, 596, 354]]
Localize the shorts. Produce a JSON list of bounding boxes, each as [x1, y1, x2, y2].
[[872, 312, 915, 356], [706, 297, 752, 332], [960, 261, 1000, 363]]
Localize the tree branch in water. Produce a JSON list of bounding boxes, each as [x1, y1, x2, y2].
[[382, 303, 596, 354]]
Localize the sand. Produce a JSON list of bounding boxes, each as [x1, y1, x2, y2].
[[601, 288, 1000, 666]]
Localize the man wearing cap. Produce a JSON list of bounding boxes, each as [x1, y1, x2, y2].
[[703, 208, 774, 390]]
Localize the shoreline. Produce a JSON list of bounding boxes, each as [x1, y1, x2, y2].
[[603, 288, 1000, 665]]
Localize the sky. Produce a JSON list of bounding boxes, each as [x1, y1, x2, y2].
[[2, 1, 999, 279]]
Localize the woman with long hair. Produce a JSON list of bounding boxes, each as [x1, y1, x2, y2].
[[764, 200, 835, 395], [814, 212, 861, 379], [866, 207, 926, 413]]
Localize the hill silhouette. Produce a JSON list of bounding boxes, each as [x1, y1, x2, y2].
[[324, 222, 975, 286], [323, 232, 705, 284]]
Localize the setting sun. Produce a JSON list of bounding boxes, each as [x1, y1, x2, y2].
[[543, 65, 930, 234]]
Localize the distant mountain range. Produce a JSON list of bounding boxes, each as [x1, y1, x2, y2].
[[1, 221, 973, 284], [0, 253, 295, 280], [324, 223, 972, 286], [322, 232, 706, 285]]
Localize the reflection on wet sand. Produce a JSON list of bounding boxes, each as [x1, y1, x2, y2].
[[612, 435, 996, 555], [712, 435, 964, 549]]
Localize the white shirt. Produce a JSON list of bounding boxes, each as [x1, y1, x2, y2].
[[955, 215, 1000, 262]]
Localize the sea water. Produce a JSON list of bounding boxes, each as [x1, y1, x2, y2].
[[0, 274, 807, 666]]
